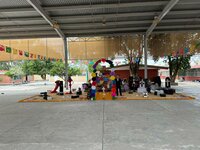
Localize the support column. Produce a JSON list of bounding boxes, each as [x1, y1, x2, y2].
[[63, 37, 68, 89], [144, 34, 148, 79]]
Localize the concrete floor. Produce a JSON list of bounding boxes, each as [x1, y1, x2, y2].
[[0, 82, 200, 150]]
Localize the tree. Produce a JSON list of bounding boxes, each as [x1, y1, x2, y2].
[[165, 55, 191, 82], [23, 60, 53, 80], [49, 61, 81, 79], [5, 65, 24, 79], [22, 60, 31, 82], [148, 33, 200, 82], [0, 62, 11, 70], [196, 40, 200, 49], [118, 35, 143, 77], [108, 34, 143, 77]]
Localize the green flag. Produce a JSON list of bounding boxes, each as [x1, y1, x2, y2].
[[6, 46, 12, 53], [24, 51, 29, 57]]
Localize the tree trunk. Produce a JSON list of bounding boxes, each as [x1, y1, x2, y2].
[[25, 75, 28, 82], [129, 59, 140, 78], [168, 56, 172, 77], [41, 74, 46, 80], [170, 56, 183, 83]]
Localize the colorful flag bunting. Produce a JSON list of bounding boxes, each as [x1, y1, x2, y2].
[[190, 45, 195, 53], [30, 53, 33, 58], [172, 51, 176, 57], [179, 48, 184, 55], [19, 50, 23, 56], [6, 46, 12, 53], [184, 48, 189, 55], [0, 43, 62, 62], [0, 44, 5, 51], [13, 48, 18, 54], [24, 52, 29, 57]]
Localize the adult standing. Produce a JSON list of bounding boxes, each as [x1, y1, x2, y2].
[[115, 75, 122, 96]]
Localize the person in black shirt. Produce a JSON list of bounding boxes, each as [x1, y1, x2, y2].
[[115, 75, 122, 96]]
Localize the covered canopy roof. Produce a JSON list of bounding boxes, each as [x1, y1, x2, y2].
[[0, 0, 200, 39]]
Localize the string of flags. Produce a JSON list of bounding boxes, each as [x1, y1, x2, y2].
[[0, 44, 63, 62], [171, 47, 190, 57]]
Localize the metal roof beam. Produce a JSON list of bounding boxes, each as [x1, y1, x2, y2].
[[63, 24, 200, 34], [0, 1, 168, 13], [0, 31, 56, 36], [1, 9, 200, 22], [1, 24, 200, 36], [1, 0, 200, 13], [1, 18, 200, 31], [146, 0, 179, 37], [26, 0, 65, 39], [1, 29, 200, 40]]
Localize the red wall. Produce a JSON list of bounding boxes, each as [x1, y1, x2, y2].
[[179, 76, 200, 81], [0, 74, 34, 85], [0, 74, 12, 84], [115, 69, 158, 81]]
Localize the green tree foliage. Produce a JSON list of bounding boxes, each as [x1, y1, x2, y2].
[[5, 65, 24, 79], [5, 60, 81, 81], [165, 55, 191, 82], [49, 61, 81, 79], [22, 60, 53, 80], [0, 62, 11, 70]]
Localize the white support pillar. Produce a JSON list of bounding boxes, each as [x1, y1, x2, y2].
[[144, 34, 148, 79], [63, 37, 68, 89]]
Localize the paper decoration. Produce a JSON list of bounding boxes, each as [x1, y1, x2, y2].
[[19, 50, 23, 56], [6, 47, 12, 53], [24, 52, 29, 57], [30, 53, 33, 58], [13, 49, 18, 54], [184, 48, 189, 55], [0, 44, 5, 51], [110, 76, 115, 81], [190, 45, 195, 53], [172, 51, 176, 57], [179, 48, 184, 55], [91, 72, 96, 77], [0, 43, 62, 62]]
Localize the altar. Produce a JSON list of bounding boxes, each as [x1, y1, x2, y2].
[[96, 92, 112, 100], [89, 58, 116, 100]]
